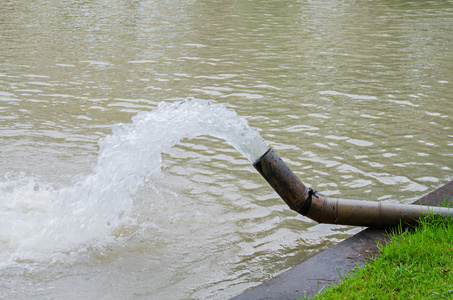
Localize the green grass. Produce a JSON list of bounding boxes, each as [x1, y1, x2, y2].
[[308, 211, 453, 300]]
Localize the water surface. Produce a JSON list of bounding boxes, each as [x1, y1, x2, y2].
[[1, 0, 452, 299]]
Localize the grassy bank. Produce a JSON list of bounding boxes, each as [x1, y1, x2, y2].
[[309, 212, 453, 299]]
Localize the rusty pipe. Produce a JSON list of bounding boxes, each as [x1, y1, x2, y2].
[[253, 148, 452, 228]]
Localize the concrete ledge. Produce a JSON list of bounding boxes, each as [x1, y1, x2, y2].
[[232, 180, 453, 300]]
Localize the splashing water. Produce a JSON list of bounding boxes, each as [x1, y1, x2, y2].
[[0, 98, 269, 267]]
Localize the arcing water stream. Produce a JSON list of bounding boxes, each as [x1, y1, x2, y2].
[[0, 98, 269, 269]]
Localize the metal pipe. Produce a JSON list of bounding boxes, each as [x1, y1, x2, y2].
[[253, 148, 453, 228]]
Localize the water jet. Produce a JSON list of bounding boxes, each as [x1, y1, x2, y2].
[[254, 148, 452, 228]]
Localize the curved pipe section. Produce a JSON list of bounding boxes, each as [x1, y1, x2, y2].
[[254, 148, 452, 228]]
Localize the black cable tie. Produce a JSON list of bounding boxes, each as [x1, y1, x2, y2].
[[300, 188, 318, 216], [309, 188, 319, 199]]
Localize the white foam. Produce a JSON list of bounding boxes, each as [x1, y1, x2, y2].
[[0, 98, 269, 266]]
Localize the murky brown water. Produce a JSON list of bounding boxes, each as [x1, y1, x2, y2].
[[1, 0, 452, 299]]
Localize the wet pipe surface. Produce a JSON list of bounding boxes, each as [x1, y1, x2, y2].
[[253, 148, 310, 214], [253, 149, 453, 228]]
